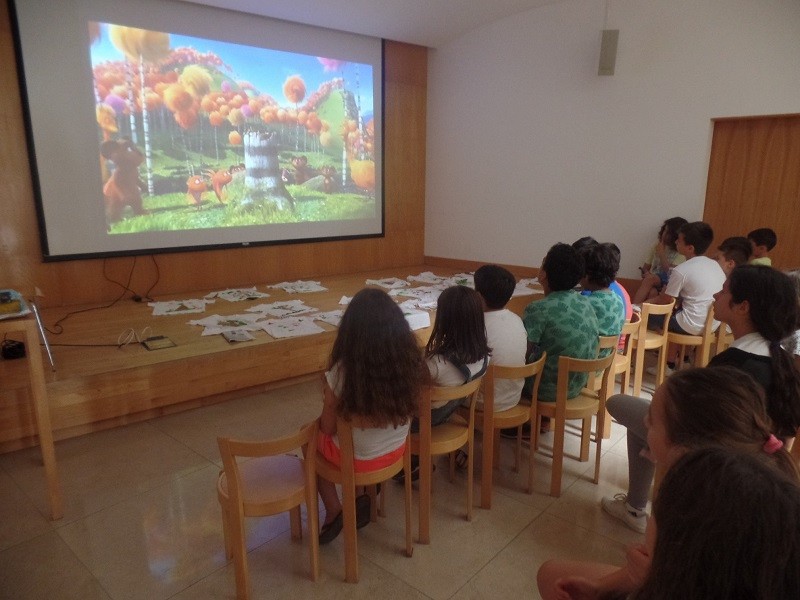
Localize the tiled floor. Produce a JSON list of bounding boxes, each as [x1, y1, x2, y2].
[[0, 375, 656, 600]]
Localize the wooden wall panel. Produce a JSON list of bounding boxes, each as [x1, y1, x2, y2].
[[0, 0, 427, 307], [704, 115, 800, 269]]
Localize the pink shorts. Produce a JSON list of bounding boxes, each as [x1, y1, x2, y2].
[[317, 433, 405, 473]]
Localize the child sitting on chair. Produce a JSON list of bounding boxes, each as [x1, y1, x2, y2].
[[748, 227, 777, 266], [317, 288, 428, 544], [395, 285, 491, 480], [714, 236, 752, 275], [632, 217, 687, 305], [473, 264, 527, 412], [574, 242, 625, 358], [522, 243, 599, 407]]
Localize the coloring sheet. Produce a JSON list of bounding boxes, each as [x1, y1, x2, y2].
[[246, 300, 317, 318], [268, 280, 327, 293], [149, 298, 213, 316], [204, 287, 270, 302], [515, 278, 543, 296], [261, 316, 326, 339], [187, 313, 264, 336], [407, 271, 451, 285], [389, 285, 443, 309], [365, 277, 409, 289], [313, 309, 344, 328]]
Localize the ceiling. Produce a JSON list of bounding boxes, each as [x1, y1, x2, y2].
[[178, 0, 561, 48]]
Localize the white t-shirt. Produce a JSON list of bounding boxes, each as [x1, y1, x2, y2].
[[664, 255, 725, 335], [427, 355, 488, 409], [325, 364, 409, 461], [481, 309, 528, 411]]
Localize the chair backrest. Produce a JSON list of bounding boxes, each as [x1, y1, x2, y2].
[[331, 415, 411, 488], [217, 420, 318, 509], [637, 299, 676, 344], [619, 318, 640, 358], [417, 376, 484, 440], [667, 304, 717, 367], [555, 352, 615, 406], [714, 322, 734, 356], [483, 354, 547, 413], [597, 334, 620, 354]]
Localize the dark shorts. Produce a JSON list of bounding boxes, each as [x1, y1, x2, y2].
[[647, 311, 690, 335]]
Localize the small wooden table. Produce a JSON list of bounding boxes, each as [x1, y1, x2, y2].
[[0, 314, 63, 520]]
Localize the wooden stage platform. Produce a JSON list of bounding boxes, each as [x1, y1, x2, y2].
[[0, 265, 540, 452]]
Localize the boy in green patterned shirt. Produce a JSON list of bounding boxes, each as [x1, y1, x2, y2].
[[577, 242, 625, 358], [523, 243, 600, 401]]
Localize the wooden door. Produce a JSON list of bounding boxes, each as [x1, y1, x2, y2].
[[704, 115, 800, 269]]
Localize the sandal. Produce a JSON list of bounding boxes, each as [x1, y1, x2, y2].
[[454, 449, 468, 470], [318, 511, 343, 544]]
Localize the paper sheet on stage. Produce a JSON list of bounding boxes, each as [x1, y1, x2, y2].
[[268, 280, 327, 293], [365, 277, 409, 289], [204, 287, 270, 302], [261, 316, 326, 339], [188, 313, 264, 336], [150, 298, 213, 316], [246, 300, 318, 317], [313, 310, 344, 328]]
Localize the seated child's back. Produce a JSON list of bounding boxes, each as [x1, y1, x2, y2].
[[474, 265, 528, 411]]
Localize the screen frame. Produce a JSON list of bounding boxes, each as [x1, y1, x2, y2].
[[9, 0, 385, 262]]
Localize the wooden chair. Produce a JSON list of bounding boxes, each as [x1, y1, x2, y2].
[[667, 304, 717, 368], [411, 376, 483, 544], [630, 299, 676, 396], [315, 416, 413, 583], [590, 334, 623, 439], [714, 322, 734, 357], [615, 317, 640, 394], [216, 421, 319, 599], [532, 352, 615, 497], [478, 355, 546, 508]]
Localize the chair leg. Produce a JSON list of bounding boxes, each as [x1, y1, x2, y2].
[[527, 417, 536, 494], [621, 366, 631, 396], [602, 407, 612, 439], [632, 343, 645, 396], [419, 447, 432, 545], [368, 485, 379, 521], [289, 505, 302, 540], [230, 507, 250, 599], [219, 501, 233, 560], [305, 491, 320, 582], [579, 417, 591, 462], [593, 411, 604, 484], [403, 448, 413, 557], [466, 432, 474, 522], [481, 426, 495, 510], [341, 483, 359, 583], [550, 417, 566, 498]]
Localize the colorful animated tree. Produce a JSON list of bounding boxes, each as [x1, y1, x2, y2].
[[108, 25, 171, 196]]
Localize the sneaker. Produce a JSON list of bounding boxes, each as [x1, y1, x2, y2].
[[646, 363, 674, 377], [601, 494, 648, 534]]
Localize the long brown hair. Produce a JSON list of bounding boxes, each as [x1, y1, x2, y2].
[[329, 288, 427, 426], [634, 447, 800, 600], [425, 285, 490, 365], [728, 264, 800, 438], [660, 366, 799, 480]]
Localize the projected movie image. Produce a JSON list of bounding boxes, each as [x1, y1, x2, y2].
[[89, 22, 377, 234]]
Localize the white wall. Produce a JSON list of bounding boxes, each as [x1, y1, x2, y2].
[[425, 0, 800, 277]]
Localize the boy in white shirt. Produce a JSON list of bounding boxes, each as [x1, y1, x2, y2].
[[648, 221, 726, 371], [474, 264, 528, 411]]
